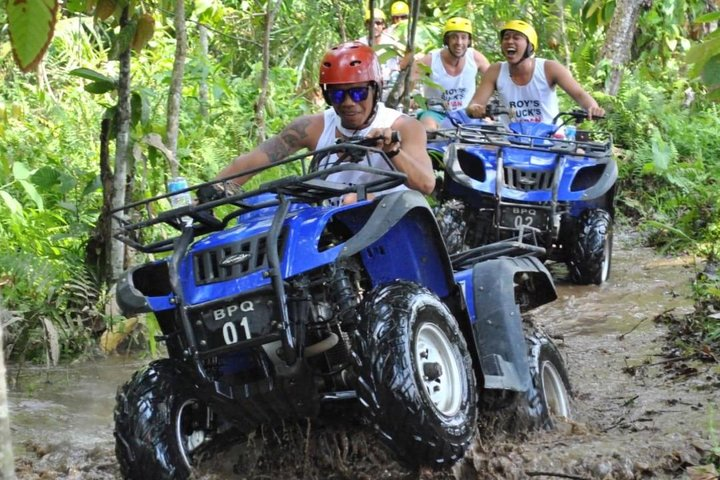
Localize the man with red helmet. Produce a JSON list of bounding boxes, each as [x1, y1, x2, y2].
[[211, 42, 434, 202], [466, 20, 604, 123]]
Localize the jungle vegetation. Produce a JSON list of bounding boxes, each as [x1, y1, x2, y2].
[[0, 0, 718, 368]]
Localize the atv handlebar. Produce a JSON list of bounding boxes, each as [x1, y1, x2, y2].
[[309, 132, 402, 172], [111, 138, 408, 253], [551, 110, 605, 126]]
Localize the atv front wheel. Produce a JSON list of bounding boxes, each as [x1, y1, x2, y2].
[[568, 208, 613, 285], [353, 281, 477, 468], [114, 359, 226, 480], [433, 200, 467, 255]]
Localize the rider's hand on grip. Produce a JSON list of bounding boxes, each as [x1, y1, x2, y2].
[[197, 182, 242, 204], [465, 104, 485, 119]]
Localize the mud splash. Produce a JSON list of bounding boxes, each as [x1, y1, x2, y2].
[[7, 233, 719, 479]]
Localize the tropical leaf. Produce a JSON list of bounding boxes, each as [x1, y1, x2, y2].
[[701, 55, 720, 88], [64, 0, 88, 13], [7, 0, 59, 72], [69, 67, 116, 84], [85, 80, 117, 94], [686, 36, 720, 78], [19, 180, 44, 210], [131, 91, 149, 127], [0, 190, 23, 216], [12, 161, 31, 181], [31, 166, 62, 189], [695, 12, 720, 24]]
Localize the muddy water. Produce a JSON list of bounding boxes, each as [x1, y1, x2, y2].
[[458, 234, 718, 480], [7, 234, 718, 479]]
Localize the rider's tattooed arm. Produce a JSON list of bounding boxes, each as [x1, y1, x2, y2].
[[216, 114, 321, 185], [260, 116, 314, 164]]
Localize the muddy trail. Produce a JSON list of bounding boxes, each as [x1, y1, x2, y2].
[[7, 233, 719, 480]]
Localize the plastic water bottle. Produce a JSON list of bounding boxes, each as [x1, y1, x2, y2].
[[167, 176, 193, 225], [565, 125, 576, 141]]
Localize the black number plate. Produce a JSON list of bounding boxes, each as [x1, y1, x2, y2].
[[499, 206, 549, 230], [193, 297, 276, 350]]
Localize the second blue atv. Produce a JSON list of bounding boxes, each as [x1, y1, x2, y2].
[[429, 109, 617, 285]]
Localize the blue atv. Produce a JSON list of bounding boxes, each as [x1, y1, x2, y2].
[[430, 109, 617, 285], [111, 137, 571, 479]]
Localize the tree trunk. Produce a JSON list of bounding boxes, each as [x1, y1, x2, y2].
[[166, 0, 187, 176], [599, 0, 644, 95], [109, 6, 133, 282], [401, 0, 421, 111], [198, 24, 209, 120], [254, 0, 280, 143], [0, 302, 16, 479], [558, 0, 571, 66], [84, 118, 113, 283]]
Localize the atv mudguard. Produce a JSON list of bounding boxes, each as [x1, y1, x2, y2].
[[116, 260, 173, 316], [337, 190, 457, 297], [469, 256, 557, 392]]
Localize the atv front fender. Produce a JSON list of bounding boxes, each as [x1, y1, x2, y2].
[[470, 256, 557, 392], [338, 190, 456, 297], [116, 261, 175, 316]]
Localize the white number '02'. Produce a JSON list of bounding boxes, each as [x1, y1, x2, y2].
[[514, 215, 533, 228], [222, 317, 251, 345]]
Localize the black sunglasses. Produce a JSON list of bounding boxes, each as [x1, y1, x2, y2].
[[327, 85, 371, 104]]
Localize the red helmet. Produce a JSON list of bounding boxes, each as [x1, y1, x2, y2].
[[319, 42, 382, 87]]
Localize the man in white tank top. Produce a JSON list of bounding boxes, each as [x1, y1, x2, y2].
[[466, 20, 604, 125], [356, 8, 404, 103], [415, 17, 490, 131], [208, 42, 434, 204]]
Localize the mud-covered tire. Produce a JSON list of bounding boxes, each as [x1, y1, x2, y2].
[[114, 359, 220, 480], [353, 281, 477, 468], [433, 199, 467, 255], [568, 208, 613, 285], [518, 328, 572, 429]]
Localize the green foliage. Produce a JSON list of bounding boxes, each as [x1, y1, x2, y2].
[[607, 68, 720, 254], [6, 0, 59, 71]]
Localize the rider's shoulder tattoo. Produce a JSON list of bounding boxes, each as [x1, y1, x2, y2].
[[261, 116, 313, 164]]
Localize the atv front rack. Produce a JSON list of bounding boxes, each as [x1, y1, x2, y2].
[[111, 143, 406, 253], [438, 122, 613, 158]]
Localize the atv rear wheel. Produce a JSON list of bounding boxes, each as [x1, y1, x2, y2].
[[568, 208, 613, 285], [114, 359, 227, 480], [519, 328, 572, 429], [353, 281, 477, 468]]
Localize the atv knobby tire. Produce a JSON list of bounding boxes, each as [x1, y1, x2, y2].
[[518, 328, 572, 430], [433, 200, 467, 255], [568, 208, 613, 285], [353, 281, 477, 468], [114, 359, 219, 480]]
